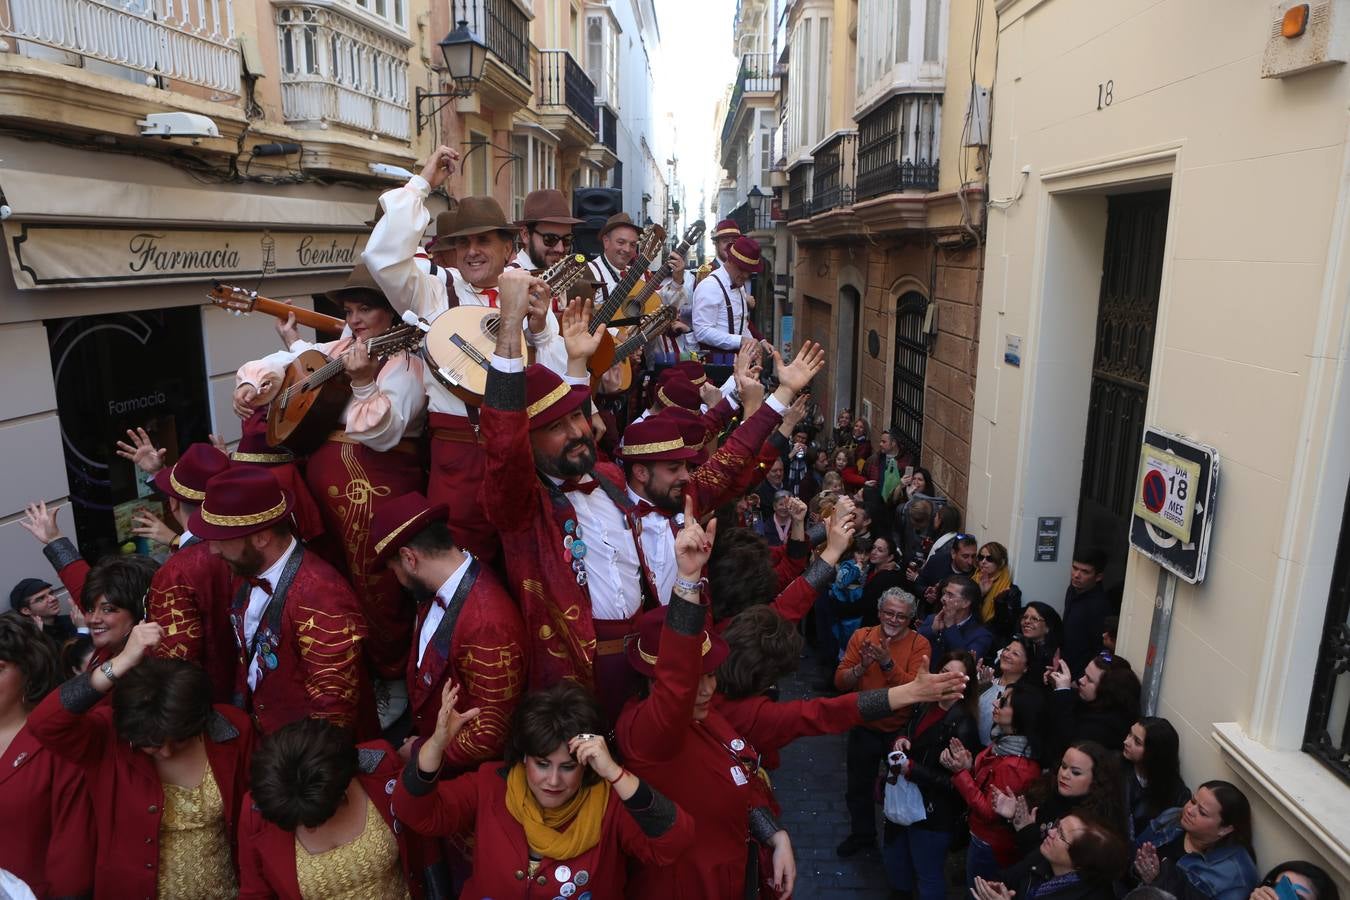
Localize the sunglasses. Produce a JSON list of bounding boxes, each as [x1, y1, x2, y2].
[[977, 553, 1000, 563], [532, 230, 573, 248]]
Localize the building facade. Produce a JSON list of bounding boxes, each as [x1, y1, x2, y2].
[[971, 0, 1348, 879]]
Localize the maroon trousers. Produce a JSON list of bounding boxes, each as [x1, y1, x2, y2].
[[428, 413, 500, 563], [593, 614, 640, 727]]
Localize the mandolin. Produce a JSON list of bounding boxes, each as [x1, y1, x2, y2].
[[208, 283, 347, 333], [419, 254, 591, 406], [265, 325, 423, 454]]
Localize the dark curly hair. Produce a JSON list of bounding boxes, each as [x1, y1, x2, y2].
[[82, 554, 159, 622], [1086, 654, 1141, 722], [707, 526, 778, 622], [250, 718, 359, 831], [504, 682, 607, 787], [1029, 739, 1126, 834], [716, 605, 803, 700], [112, 658, 212, 748], [0, 613, 59, 710]]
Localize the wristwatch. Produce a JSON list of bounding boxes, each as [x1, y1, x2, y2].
[[99, 660, 118, 683], [880, 659, 896, 672]]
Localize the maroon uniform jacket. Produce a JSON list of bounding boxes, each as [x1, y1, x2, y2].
[[0, 723, 94, 898], [616, 593, 784, 899], [28, 674, 254, 900], [393, 760, 694, 899], [238, 741, 434, 899], [406, 559, 527, 770], [144, 537, 240, 703], [682, 400, 785, 517], [230, 546, 373, 735], [714, 688, 894, 773]]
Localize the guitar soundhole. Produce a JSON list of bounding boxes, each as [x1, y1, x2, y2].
[[479, 314, 501, 339]]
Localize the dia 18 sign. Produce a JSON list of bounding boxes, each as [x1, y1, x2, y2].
[[1128, 429, 1219, 584]]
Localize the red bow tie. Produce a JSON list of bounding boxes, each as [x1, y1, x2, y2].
[[632, 500, 673, 519], [247, 576, 273, 596], [562, 478, 601, 495], [432, 594, 448, 610]]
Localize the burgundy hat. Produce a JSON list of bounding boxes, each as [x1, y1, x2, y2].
[[230, 429, 296, 467], [526, 364, 590, 430], [626, 605, 729, 677], [152, 443, 231, 504], [599, 212, 640, 241], [727, 235, 764, 274], [620, 417, 699, 464], [187, 467, 294, 541], [657, 360, 707, 388], [712, 219, 742, 240], [654, 375, 701, 413], [371, 492, 449, 566], [515, 189, 582, 226], [653, 407, 708, 466]]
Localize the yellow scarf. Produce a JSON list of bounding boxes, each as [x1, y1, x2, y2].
[[504, 763, 609, 862], [981, 566, 1013, 623]]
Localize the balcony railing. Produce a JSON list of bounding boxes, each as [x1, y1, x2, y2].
[[597, 102, 618, 153], [856, 93, 941, 201], [786, 164, 813, 221], [276, 3, 411, 141], [2, 0, 239, 93], [539, 49, 596, 133], [720, 50, 777, 148], [729, 198, 774, 234], [455, 0, 530, 84], [811, 132, 857, 214]]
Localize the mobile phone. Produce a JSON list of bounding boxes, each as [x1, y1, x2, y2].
[[904, 465, 914, 478]]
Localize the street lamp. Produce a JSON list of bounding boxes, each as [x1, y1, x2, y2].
[[747, 185, 766, 227], [415, 20, 489, 135]]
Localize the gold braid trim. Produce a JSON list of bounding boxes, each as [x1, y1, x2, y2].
[[527, 382, 570, 419], [623, 438, 686, 455], [168, 468, 206, 501], [636, 633, 713, 666], [199, 496, 288, 527]]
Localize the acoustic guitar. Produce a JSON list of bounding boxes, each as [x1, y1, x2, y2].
[[265, 325, 423, 454], [419, 254, 591, 405], [208, 283, 347, 333], [586, 225, 667, 381], [635, 220, 705, 316]]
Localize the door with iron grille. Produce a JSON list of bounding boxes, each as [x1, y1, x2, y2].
[[891, 291, 928, 459], [1304, 477, 1350, 784], [1076, 190, 1169, 587]]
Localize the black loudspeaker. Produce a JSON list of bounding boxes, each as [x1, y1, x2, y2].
[[572, 188, 623, 258]]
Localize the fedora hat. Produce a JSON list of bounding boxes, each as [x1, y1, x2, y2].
[[370, 492, 449, 566], [654, 375, 701, 413], [712, 218, 742, 240], [230, 428, 296, 467], [187, 467, 294, 541], [619, 417, 699, 464], [625, 605, 728, 678], [657, 360, 707, 388], [448, 196, 514, 239], [426, 208, 459, 254], [315, 262, 392, 308], [515, 189, 582, 226], [726, 236, 764, 274], [526, 364, 590, 430], [599, 212, 640, 241], [152, 443, 231, 504]]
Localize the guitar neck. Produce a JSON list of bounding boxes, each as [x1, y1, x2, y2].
[[590, 254, 653, 331], [250, 297, 346, 332], [614, 307, 676, 364]]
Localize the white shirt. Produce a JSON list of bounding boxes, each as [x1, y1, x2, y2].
[[588, 254, 687, 320], [555, 473, 643, 620], [627, 485, 682, 605], [361, 175, 566, 416], [692, 266, 750, 350], [244, 537, 299, 690], [418, 553, 474, 667]]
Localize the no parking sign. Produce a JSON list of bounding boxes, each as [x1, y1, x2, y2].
[[1129, 429, 1219, 584]]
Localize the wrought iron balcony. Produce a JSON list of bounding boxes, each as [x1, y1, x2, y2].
[[720, 51, 777, 148], [729, 198, 774, 234], [786, 164, 813, 221], [2, 0, 240, 93], [275, 3, 411, 141], [811, 132, 856, 214], [855, 93, 941, 201], [597, 102, 618, 153], [538, 49, 597, 134], [454, 0, 530, 84]]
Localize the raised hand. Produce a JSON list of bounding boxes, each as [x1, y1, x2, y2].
[[821, 502, 857, 564], [116, 621, 165, 669], [898, 662, 968, 706], [991, 785, 1016, 820], [561, 297, 605, 362], [772, 340, 826, 395], [568, 732, 622, 783], [1135, 842, 1161, 884], [130, 508, 177, 547], [674, 495, 716, 581], [1047, 658, 1073, 691], [19, 501, 62, 545], [699, 380, 723, 409], [784, 496, 808, 525], [420, 145, 461, 190], [275, 311, 301, 348], [418, 681, 481, 774], [1012, 796, 1036, 831], [779, 394, 808, 435], [115, 427, 167, 475], [944, 736, 973, 771]]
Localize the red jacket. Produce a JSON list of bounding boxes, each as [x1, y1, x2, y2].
[[715, 688, 890, 772], [406, 559, 527, 770], [952, 745, 1042, 866], [617, 593, 782, 899], [684, 400, 785, 517], [28, 676, 254, 900], [145, 537, 240, 703], [0, 723, 94, 898], [238, 741, 435, 899], [393, 760, 695, 899]]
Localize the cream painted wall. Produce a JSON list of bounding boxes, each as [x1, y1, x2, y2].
[[973, 0, 1350, 877], [936, 0, 997, 195]]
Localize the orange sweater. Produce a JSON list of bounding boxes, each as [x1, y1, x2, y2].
[[834, 626, 931, 732]]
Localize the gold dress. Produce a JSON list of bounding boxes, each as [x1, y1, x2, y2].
[[157, 766, 237, 899], [295, 797, 410, 900]]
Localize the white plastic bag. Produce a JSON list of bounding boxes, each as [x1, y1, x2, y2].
[[882, 752, 927, 826]]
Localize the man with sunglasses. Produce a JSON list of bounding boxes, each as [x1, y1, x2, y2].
[[513, 188, 582, 273]]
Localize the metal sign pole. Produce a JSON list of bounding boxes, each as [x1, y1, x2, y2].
[[1141, 567, 1178, 716]]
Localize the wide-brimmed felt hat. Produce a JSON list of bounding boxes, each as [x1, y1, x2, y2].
[[712, 218, 742, 240], [727, 235, 764, 274], [654, 375, 701, 413], [515, 189, 582, 226], [626, 605, 729, 677], [188, 467, 294, 541], [526, 364, 590, 431], [230, 429, 296, 467], [371, 492, 449, 566], [152, 443, 231, 504], [315, 263, 393, 308], [426, 208, 459, 254], [599, 212, 640, 241], [620, 417, 699, 464], [657, 360, 707, 388], [653, 407, 708, 466], [448, 196, 514, 239]]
